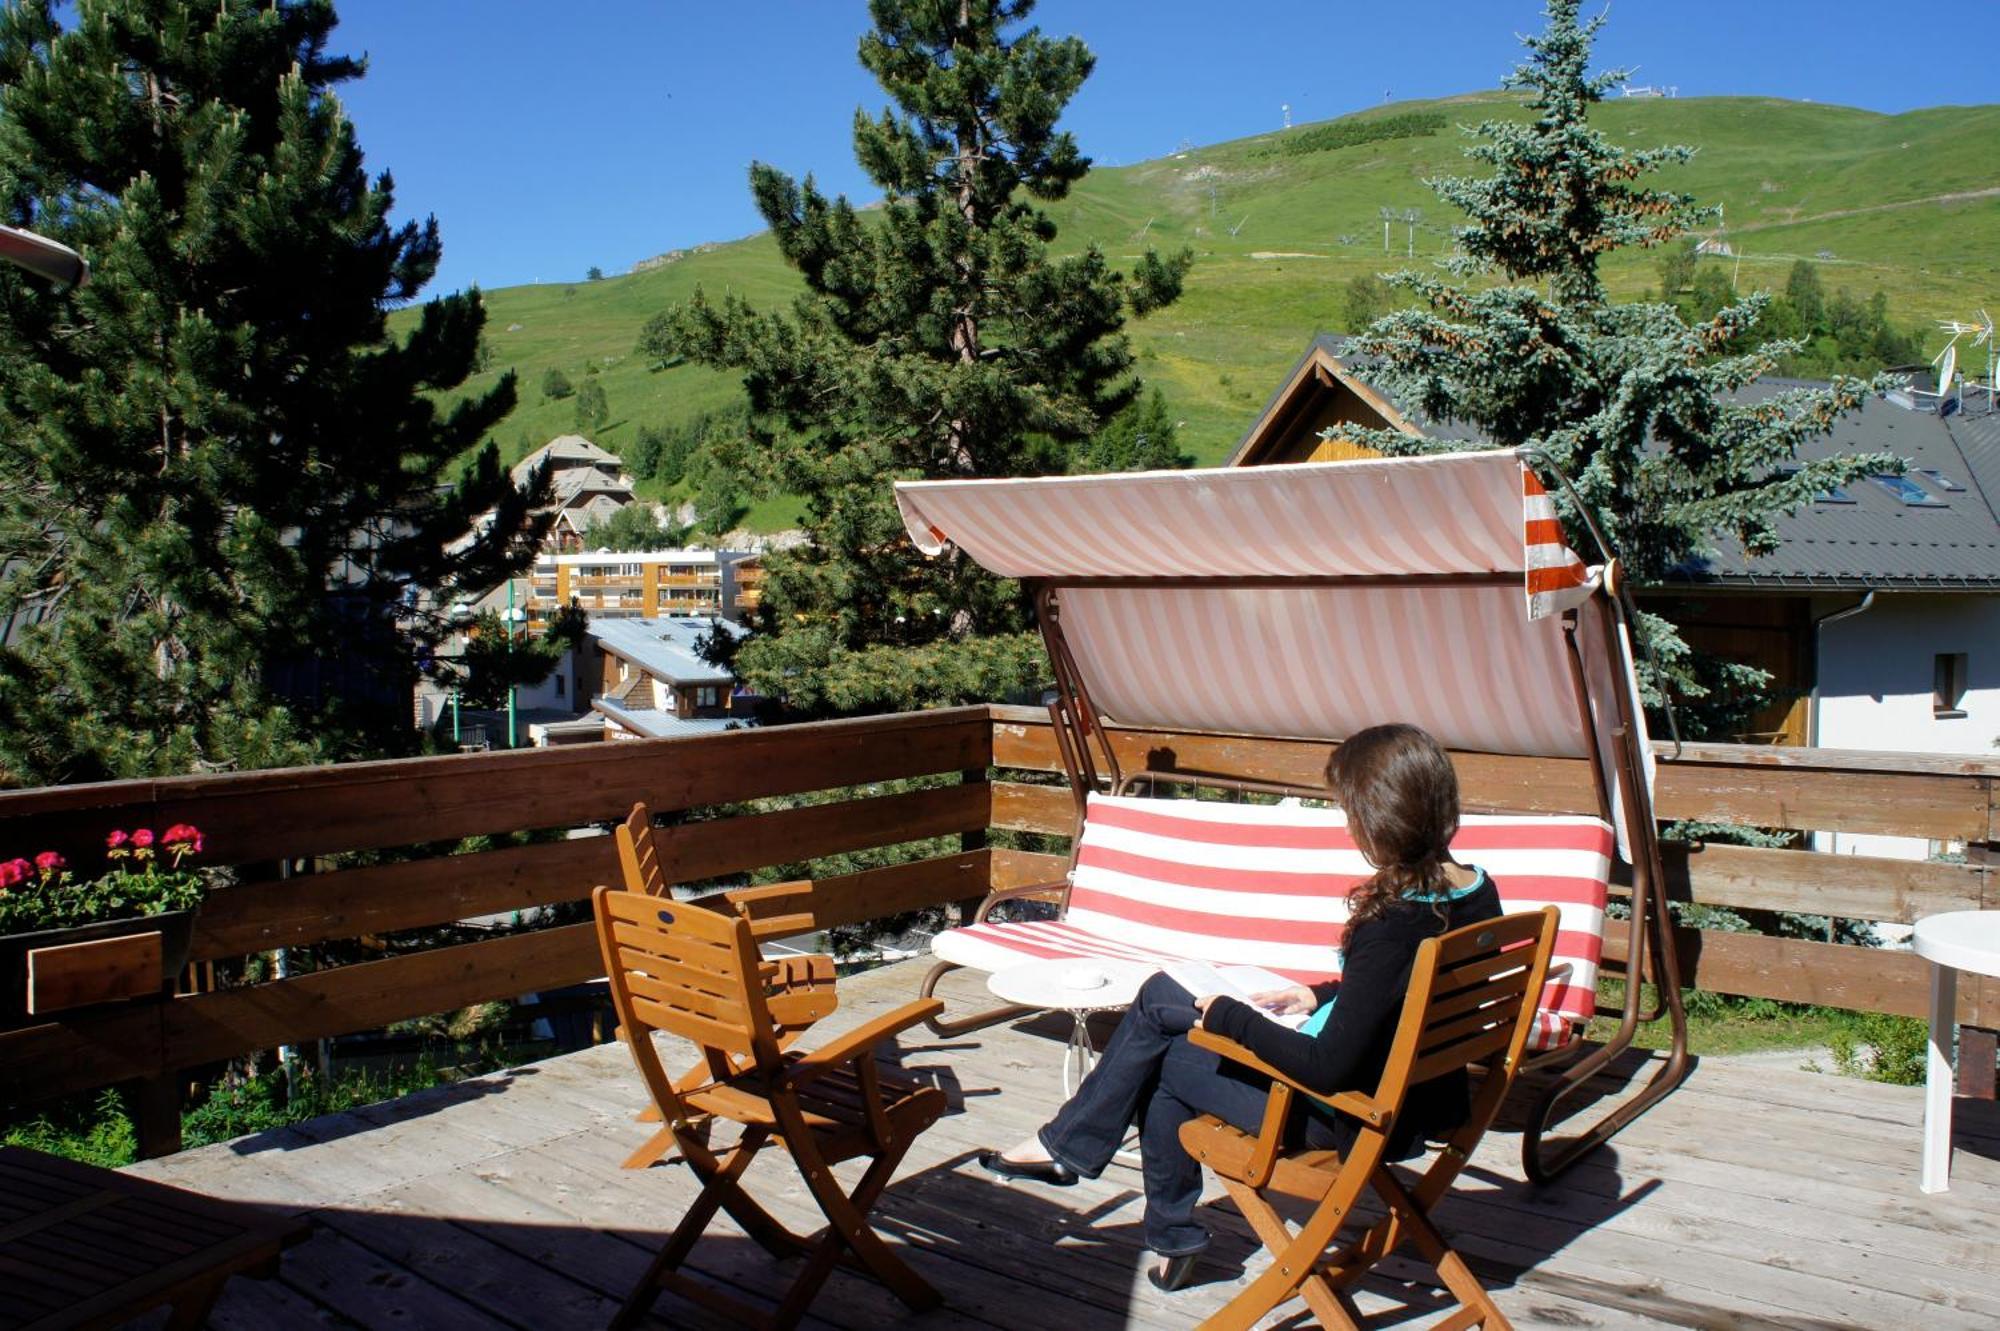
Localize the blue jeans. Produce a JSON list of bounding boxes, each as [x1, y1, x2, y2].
[[1036, 972, 1350, 1257]]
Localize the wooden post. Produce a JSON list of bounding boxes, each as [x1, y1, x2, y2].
[[127, 1073, 182, 1160], [955, 766, 990, 924], [1959, 1027, 1998, 1100]]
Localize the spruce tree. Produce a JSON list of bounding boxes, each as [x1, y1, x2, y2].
[[0, 0, 547, 784], [644, 0, 1189, 715], [1348, 0, 1891, 729]]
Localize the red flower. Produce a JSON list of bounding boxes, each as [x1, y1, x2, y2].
[[34, 850, 65, 875], [162, 823, 203, 852], [130, 828, 155, 850], [0, 858, 28, 889], [106, 829, 129, 850]]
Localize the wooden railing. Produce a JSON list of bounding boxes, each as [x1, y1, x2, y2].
[[3, 703, 1995, 1157], [0, 708, 995, 1153]]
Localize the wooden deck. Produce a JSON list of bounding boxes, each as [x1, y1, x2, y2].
[[126, 959, 2000, 1331]]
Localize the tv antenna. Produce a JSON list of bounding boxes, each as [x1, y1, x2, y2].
[[1937, 311, 1996, 406]]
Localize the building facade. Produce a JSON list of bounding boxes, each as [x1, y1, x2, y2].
[[524, 548, 757, 628]]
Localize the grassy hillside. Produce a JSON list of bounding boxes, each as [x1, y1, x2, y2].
[[413, 94, 2000, 525]]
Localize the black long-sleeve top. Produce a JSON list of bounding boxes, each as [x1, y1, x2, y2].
[[1202, 871, 1503, 1148]]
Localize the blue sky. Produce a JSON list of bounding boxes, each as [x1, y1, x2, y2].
[[326, 1, 1998, 295]]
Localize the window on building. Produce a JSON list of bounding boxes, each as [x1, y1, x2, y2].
[[554, 674, 565, 698], [1872, 474, 1944, 507], [697, 686, 718, 708], [1934, 652, 1968, 718], [1918, 467, 1967, 493]]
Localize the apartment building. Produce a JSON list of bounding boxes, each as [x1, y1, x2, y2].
[[524, 548, 758, 628]]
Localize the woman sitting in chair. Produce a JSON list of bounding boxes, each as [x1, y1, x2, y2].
[[977, 722, 1501, 1291]]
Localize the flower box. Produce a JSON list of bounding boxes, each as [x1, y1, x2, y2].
[[0, 824, 214, 1027], [1, 909, 197, 1025]]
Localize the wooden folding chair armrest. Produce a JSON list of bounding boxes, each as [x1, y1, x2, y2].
[[786, 998, 944, 1088], [1189, 1028, 1387, 1129]]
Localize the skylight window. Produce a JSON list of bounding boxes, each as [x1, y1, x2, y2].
[[1816, 484, 1855, 505], [1918, 467, 1966, 492], [1870, 474, 1944, 507]]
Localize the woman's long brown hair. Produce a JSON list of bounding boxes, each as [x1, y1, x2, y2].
[[1327, 723, 1461, 928]]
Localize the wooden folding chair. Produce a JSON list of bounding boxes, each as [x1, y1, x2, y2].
[[594, 885, 947, 1330], [614, 801, 837, 1170], [1181, 907, 1559, 1331]]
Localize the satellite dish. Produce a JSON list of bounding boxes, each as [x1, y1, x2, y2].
[[1938, 343, 1958, 396]]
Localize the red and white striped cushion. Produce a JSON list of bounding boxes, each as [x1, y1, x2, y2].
[[933, 793, 1612, 1052]]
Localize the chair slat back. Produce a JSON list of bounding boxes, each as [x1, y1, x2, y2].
[[616, 802, 668, 896], [596, 887, 779, 1114], [1383, 908, 1558, 1102]]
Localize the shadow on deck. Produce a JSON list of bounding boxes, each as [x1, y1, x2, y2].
[[126, 959, 2000, 1330]]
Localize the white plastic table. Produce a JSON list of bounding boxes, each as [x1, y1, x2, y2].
[[1912, 910, 2000, 1193], [988, 957, 1159, 1097]]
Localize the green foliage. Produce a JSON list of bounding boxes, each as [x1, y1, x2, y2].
[[1656, 237, 1697, 295], [540, 366, 576, 400], [455, 610, 570, 709], [586, 266, 605, 282], [2, 1091, 136, 1167], [1255, 111, 1446, 159], [1340, 273, 1395, 332], [581, 503, 689, 552], [0, 0, 546, 784], [1828, 1012, 1928, 1086], [1342, 1, 1895, 734], [644, 0, 1189, 715], [572, 377, 609, 434], [1071, 388, 1185, 473]]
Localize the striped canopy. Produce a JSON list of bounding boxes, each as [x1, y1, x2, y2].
[[896, 449, 1646, 786]]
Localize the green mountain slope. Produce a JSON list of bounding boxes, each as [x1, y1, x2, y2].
[[419, 94, 2000, 515]]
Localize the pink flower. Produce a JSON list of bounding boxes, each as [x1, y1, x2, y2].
[[106, 829, 129, 850], [162, 824, 203, 853], [130, 828, 155, 850], [0, 858, 28, 889], [34, 850, 65, 876]]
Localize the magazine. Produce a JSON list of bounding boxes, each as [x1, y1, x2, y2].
[[1161, 961, 1312, 1030]]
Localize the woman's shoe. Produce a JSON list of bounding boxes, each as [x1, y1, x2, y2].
[[976, 1149, 1077, 1186], [1147, 1252, 1198, 1292]]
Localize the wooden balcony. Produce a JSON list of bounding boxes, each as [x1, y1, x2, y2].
[[4, 707, 1999, 1326]]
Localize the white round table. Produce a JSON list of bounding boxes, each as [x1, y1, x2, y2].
[[987, 957, 1159, 1098], [1912, 910, 2000, 1193]]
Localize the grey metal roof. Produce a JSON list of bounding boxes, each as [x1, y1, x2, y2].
[[587, 616, 741, 686], [1251, 337, 2000, 590], [1678, 385, 2000, 590]]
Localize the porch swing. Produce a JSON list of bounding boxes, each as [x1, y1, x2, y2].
[[893, 445, 1691, 1180]]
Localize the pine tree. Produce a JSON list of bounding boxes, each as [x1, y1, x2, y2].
[[0, 0, 547, 784], [643, 0, 1189, 715], [1347, 0, 1891, 730]]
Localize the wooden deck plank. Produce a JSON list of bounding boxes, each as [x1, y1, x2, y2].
[[122, 957, 2000, 1331]]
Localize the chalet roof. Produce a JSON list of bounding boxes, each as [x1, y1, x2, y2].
[[1236, 335, 2000, 592], [587, 616, 740, 687], [510, 435, 624, 488]]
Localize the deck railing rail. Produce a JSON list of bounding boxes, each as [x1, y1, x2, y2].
[[2, 702, 1995, 1157]]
